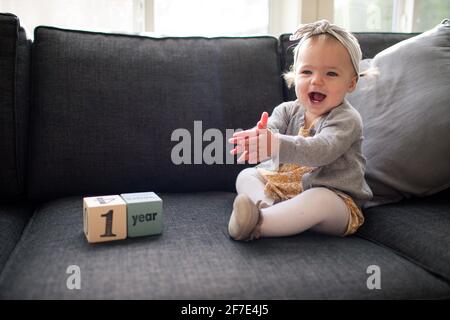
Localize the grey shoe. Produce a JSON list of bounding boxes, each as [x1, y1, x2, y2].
[[228, 194, 268, 241]]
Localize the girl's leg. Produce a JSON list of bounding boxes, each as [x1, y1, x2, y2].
[[235, 168, 275, 206], [260, 187, 350, 237]]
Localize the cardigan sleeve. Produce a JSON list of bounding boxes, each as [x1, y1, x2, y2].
[[266, 102, 293, 135], [276, 107, 362, 167]]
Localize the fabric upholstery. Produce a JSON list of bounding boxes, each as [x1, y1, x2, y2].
[[357, 189, 450, 282], [0, 203, 32, 271], [27, 27, 284, 201], [0, 193, 448, 299], [0, 13, 31, 200]]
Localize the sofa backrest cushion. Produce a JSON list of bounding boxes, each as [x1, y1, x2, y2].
[[0, 13, 31, 201], [347, 20, 450, 207], [28, 27, 283, 201], [279, 32, 420, 101]]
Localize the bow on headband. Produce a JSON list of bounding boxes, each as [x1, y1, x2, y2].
[[289, 19, 334, 41]]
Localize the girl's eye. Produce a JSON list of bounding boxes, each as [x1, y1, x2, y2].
[[301, 70, 312, 75], [327, 71, 338, 77]]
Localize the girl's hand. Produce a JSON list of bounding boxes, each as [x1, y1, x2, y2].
[[229, 112, 275, 164]]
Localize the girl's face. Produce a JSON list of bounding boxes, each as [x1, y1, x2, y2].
[[294, 35, 357, 117]]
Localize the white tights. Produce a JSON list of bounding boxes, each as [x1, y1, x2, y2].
[[235, 168, 350, 237]]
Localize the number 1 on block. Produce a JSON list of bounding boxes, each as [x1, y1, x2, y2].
[[83, 196, 126, 243]]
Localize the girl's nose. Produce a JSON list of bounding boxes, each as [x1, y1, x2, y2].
[[311, 74, 324, 85]]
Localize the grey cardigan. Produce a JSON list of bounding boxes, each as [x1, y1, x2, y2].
[[259, 99, 373, 209]]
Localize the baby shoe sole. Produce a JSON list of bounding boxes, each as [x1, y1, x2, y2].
[[229, 194, 258, 240]]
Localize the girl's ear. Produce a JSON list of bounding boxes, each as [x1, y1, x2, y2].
[[347, 74, 358, 93]]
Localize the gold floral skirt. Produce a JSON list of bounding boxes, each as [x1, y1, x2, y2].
[[257, 164, 364, 236]]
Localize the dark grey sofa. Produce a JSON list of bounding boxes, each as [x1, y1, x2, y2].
[[0, 13, 449, 300]]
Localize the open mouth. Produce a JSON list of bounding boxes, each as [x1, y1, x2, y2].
[[308, 92, 327, 103]]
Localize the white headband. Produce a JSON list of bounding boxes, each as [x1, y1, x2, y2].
[[290, 20, 362, 78]]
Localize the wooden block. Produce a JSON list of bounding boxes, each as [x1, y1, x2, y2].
[[83, 195, 127, 243], [120, 192, 163, 238]]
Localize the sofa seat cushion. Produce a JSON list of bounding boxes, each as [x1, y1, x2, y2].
[[0, 203, 33, 271], [0, 192, 448, 299], [357, 190, 450, 282]]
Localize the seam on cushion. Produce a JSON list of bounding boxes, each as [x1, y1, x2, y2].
[[26, 38, 38, 201], [355, 232, 450, 285], [13, 20, 21, 195], [1, 14, 21, 197], [0, 204, 39, 286], [8, 15, 21, 196]]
